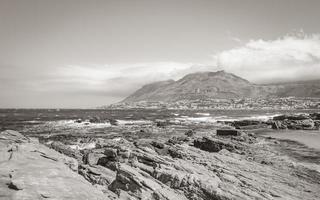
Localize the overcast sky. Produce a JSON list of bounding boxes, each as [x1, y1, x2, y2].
[[1, 0, 320, 108]]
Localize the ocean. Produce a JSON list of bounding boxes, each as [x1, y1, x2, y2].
[[1, 109, 320, 149]]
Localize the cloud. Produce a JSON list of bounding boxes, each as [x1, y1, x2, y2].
[[213, 33, 320, 83], [36, 62, 199, 96]]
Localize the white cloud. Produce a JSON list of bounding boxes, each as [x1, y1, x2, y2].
[[38, 62, 200, 96], [213, 34, 320, 83]]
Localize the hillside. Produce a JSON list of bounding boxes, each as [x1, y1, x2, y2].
[[122, 71, 320, 102]]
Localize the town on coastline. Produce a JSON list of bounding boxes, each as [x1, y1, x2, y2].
[[107, 97, 320, 110]]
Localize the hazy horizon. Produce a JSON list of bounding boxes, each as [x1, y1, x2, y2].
[[1, 0, 320, 108]]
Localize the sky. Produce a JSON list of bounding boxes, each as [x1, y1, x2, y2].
[[1, 0, 320, 108]]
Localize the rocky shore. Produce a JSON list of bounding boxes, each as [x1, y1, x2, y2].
[[222, 113, 320, 131], [1, 117, 320, 200]]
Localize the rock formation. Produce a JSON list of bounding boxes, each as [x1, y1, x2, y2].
[[0, 130, 107, 200], [1, 126, 320, 200]]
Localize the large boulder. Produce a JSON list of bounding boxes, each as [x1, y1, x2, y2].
[[0, 130, 107, 200]]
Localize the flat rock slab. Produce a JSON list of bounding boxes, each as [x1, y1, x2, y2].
[[0, 130, 107, 200]]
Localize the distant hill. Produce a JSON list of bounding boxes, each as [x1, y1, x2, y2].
[[122, 71, 320, 102]]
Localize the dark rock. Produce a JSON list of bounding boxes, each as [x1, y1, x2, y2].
[[314, 120, 320, 129], [185, 129, 195, 137], [74, 119, 83, 123], [104, 148, 118, 159], [156, 120, 169, 128], [236, 124, 270, 130], [271, 121, 286, 129], [151, 141, 165, 149], [273, 114, 310, 121], [167, 136, 189, 145], [194, 137, 238, 152], [261, 160, 273, 165], [89, 116, 104, 123], [83, 150, 105, 166], [108, 118, 118, 126], [97, 157, 119, 171], [310, 113, 320, 120], [232, 120, 261, 127], [216, 129, 241, 136]]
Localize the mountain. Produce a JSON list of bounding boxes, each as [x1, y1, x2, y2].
[[122, 71, 320, 102]]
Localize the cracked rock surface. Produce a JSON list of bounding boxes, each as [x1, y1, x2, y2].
[[0, 130, 107, 200], [1, 129, 320, 200]]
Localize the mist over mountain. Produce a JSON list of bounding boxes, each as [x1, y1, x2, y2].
[[122, 71, 320, 102]]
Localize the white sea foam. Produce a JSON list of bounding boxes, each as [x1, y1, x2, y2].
[[69, 142, 96, 150], [173, 113, 278, 124], [44, 120, 112, 128], [195, 113, 211, 116], [117, 120, 153, 125]]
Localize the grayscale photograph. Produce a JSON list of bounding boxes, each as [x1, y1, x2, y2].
[[0, 0, 320, 199]]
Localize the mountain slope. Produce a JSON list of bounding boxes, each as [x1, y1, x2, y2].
[[122, 71, 320, 102]]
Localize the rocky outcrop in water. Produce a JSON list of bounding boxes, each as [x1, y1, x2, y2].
[[270, 113, 320, 130]]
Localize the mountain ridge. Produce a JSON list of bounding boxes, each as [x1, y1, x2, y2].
[[122, 71, 320, 102]]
